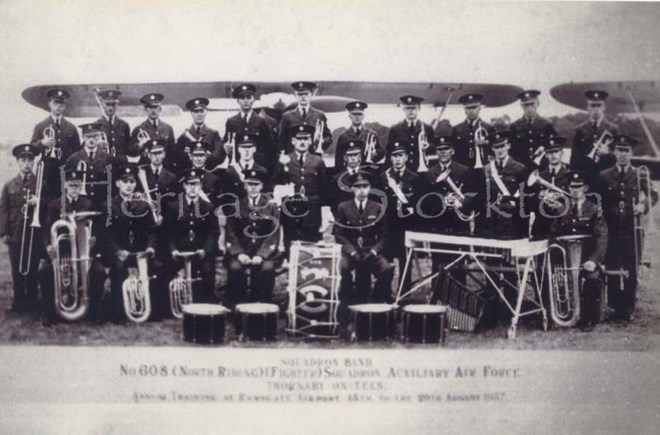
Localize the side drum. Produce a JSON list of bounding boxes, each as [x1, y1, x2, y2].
[[235, 303, 280, 342], [349, 304, 396, 342], [402, 304, 448, 345], [182, 304, 230, 345]]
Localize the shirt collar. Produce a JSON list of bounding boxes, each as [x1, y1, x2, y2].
[[354, 198, 365, 209], [51, 115, 62, 123], [298, 105, 310, 115], [497, 156, 509, 167]]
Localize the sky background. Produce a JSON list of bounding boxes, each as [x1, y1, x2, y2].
[[0, 0, 659, 144]]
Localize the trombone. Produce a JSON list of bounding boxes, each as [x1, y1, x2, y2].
[[365, 132, 378, 163], [635, 165, 653, 279], [18, 160, 44, 276], [313, 119, 325, 152]]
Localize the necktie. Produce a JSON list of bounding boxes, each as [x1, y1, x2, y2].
[[358, 201, 364, 214], [152, 120, 157, 129], [155, 168, 160, 177], [409, 122, 415, 134], [301, 108, 307, 119], [23, 175, 28, 184], [549, 169, 556, 178], [243, 113, 248, 123], [298, 153, 304, 166], [89, 151, 94, 161], [497, 160, 504, 172], [394, 171, 401, 183], [197, 126, 202, 135], [108, 116, 113, 126], [572, 202, 578, 216], [355, 127, 361, 135], [55, 119, 60, 129]]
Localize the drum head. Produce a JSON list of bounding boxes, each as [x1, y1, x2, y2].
[[349, 303, 396, 313], [182, 303, 230, 316], [403, 304, 448, 314], [236, 303, 279, 314]]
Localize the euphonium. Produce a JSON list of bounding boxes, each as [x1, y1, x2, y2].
[[122, 250, 153, 323], [547, 234, 588, 327], [169, 251, 200, 318], [52, 211, 99, 321], [473, 122, 488, 169]]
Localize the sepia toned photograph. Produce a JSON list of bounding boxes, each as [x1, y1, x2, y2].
[[1, 0, 659, 434]]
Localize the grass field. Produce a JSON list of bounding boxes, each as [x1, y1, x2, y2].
[[0, 227, 658, 350]]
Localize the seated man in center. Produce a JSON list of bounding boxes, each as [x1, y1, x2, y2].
[[334, 171, 393, 309]]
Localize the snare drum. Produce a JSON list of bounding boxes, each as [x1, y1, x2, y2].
[[235, 303, 279, 341], [349, 304, 396, 342], [402, 304, 448, 344], [182, 304, 230, 345]]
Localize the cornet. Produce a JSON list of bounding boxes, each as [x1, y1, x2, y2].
[[99, 132, 114, 156], [313, 119, 325, 152], [42, 126, 61, 159], [473, 122, 488, 169], [586, 130, 613, 163], [122, 250, 154, 323], [365, 132, 377, 163], [417, 129, 430, 172], [169, 251, 201, 318], [76, 160, 88, 196]]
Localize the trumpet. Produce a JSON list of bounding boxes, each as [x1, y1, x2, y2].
[[365, 132, 377, 163], [51, 211, 100, 321], [473, 122, 488, 169], [586, 130, 613, 163], [122, 250, 154, 323], [313, 119, 325, 152], [547, 234, 588, 327], [527, 169, 571, 208], [18, 161, 44, 276], [76, 160, 88, 196], [169, 251, 201, 318], [42, 126, 61, 159], [417, 129, 430, 172]]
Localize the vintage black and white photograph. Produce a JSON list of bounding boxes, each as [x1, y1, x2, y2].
[[1, 0, 659, 433]]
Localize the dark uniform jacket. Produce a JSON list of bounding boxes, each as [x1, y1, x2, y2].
[[164, 198, 219, 254], [335, 126, 385, 170], [274, 152, 328, 229], [225, 195, 280, 259], [0, 173, 48, 245], [333, 199, 387, 258], [571, 119, 619, 175], [529, 164, 571, 238], [139, 165, 179, 209], [176, 123, 225, 170], [224, 112, 276, 170], [95, 115, 131, 161], [451, 118, 496, 169], [102, 195, 156, 259], [421, 160, 473, 233], [65, 148, 115, 209], [130, 119, 177, 169], [550, 199, 608, 264], [329, 167, 363, 214], [221, 162, 269, 202], [278, 106, 332, 152], [598, 165, 650, 236], [386, 119, 436, 171], [30, 116, 81, 163], [509, 115, 557, 168]]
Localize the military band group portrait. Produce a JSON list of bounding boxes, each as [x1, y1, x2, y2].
[[1, 81, 656, 344]]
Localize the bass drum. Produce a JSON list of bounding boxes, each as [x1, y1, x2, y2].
[[402, 304, 448, 344], [182, 304, 230, 345], [349, 304, 397, 342], [235, 303, 280, 342]]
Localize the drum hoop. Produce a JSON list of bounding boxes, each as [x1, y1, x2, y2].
[[236, 303, 280, 314], [183, 303, 230, 315], [403, 304, 448, 314], [349, 303, 396, 313]]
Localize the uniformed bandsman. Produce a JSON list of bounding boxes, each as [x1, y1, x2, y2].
[[30, 88, 81, 199], [451, 93, 496, 170], [103, 164, 157, 323], [550, 170, 608, 331], [420, 136, 474, 235], [39, 169, 106, 326], [571, 90, 619, 176], [163, 168, 219, 305], [478, 130, 529, 239], [278, 81, 332, 153], [223, 134, 269, 201], [224, 84, 276, 174], [274, 124, 330, 250], [131, 93, 177, 169], [225, 168, 280, 307], [176, 97, 225, 171], [330, 140, 369, 214], [0, 144, 47, 314], [95, 90, 132, 161], [529, 137, 571, 239], [334, 171, 393, 307], [334, 101, 385, 170], [187, 141, 222, 206], [598, 135, 654, 322], [377, 141, 424, 292], [386, 95, 436, 172], [509, 90, 557, 170], [66, 122, 114, 210]]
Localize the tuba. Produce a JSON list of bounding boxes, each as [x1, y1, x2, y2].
[[169, 251, 200, 318], [546, 234, 588, 327], [122, 250, 153, 323], [52, 211, 100, 321]]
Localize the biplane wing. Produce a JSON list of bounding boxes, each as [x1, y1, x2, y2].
[[22, 81, 524, 118], [550, 81, 660, 114]]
